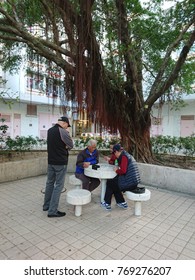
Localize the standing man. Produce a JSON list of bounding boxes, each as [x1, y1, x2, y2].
[[43, 116, 73, 218], [75, 139, 100, 192]]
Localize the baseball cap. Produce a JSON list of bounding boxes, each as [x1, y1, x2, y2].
[[58, 116, 71, 127], [113, 144, 121, 152]]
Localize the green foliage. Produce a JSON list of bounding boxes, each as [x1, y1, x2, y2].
[[1, 42, 23, 74], [0, 0, 194, 161], [0, 120, 46, 152], [4, 135, 40, 151], [0, 0, 194, 97], [14, 0, 44, 26], [151, 135, 195, 157], [0, 118, 8, 135], [73, 136, 120, 150]]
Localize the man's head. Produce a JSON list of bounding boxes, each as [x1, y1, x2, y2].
[[87, 139, 97, 153], [113, 144, 123, 158], [58, 116, 71, 128]]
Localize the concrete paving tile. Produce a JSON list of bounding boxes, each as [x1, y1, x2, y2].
[[69, 250, 88, 260], [143, 248, 162, 259], [89, 240, 104, 250], [134, 243, 150, 254], [151, 243, 167, 254], [181, 248, 195, 259], [125, 249, 143, 259], [80, 245, 97, 256], [49, 251, 69, 260], [31, 251, 52, 260], [42, 244, 61, 256], [24, 246, 43, 258], [162, 248, 180, 259], [16, 240, 34, 251], [123, 239, 139, 249], [168, 243, 185, 253], [106, 239, 121, 250], [146, 231, 162, 241], [108, 249, 126, 260], [3, 246, 28, 259], [177, 254, 192, 260], [0, 174, 194, 260], [89, 250, 107, 259], [0, 251, 7, 260], [36, 240, 51, 250], [70, 240, 88, 250], [0, 241, 15, 251], [61, 245, 79, 257]]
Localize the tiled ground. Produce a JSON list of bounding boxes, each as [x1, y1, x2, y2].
[[0, 174, 195, 260]]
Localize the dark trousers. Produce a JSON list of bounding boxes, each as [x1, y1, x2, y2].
[[104, 176, 125, 205], [75, 173, 100, 192]]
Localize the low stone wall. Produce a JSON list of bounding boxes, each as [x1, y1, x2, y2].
[[0, 151, 195, 196], [138, 163, 195, 196], [0, 150, 76, 183], [0, 157, 47, 182]]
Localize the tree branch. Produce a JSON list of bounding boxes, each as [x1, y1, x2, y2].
[[147, 16, 195, 103], [146, 27, 195, 108]]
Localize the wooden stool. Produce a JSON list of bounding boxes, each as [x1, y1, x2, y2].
[[125, 189, 151, 216], [69, 175, 82, 189], [66, 189, 91, 216]]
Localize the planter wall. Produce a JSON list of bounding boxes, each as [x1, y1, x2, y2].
[[0, 150, 78, 183], [137, 163, 195, 196], [0, 157, 47, 182], [0, 151, 195, 196]]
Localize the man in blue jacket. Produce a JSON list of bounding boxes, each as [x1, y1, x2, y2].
[[75, 139, 100, 191], [43, 116, 73, 218]]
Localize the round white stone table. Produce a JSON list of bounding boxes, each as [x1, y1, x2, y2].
[[84, 163, 116, 202]]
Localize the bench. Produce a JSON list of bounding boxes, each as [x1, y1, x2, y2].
[[66, 189, 91, 217], [69, 175, 82, 189], [125, 189, 151, 216]]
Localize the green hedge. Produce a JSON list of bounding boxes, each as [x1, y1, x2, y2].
[[151, 135, 195, 157], [1, 133, 194, 158]]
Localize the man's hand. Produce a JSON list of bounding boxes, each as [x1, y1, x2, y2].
[[83, 162, 90, 168], [113, 166, 118, 172]]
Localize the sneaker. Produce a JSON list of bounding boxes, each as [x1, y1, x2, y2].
[[117, 202, 128, 209], [101, 201, 111, 210]]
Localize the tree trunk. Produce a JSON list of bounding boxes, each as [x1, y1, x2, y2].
[[103, 81, 153, 162], [120, 111, 153, 163]]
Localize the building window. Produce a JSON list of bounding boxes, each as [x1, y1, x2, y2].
[[27, 104, 37, 116], [181, 115, 194, 121], [26, 73, 44, 91]]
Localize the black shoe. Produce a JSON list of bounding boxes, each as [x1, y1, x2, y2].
[[131, 187, 145, 194], [48, 211, 66, 218], [43, 208, 49, 211]]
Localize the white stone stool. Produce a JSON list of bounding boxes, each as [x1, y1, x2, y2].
[[69, 175, 82, 189], [125, 189, 151, 216], [66, 189, 91, 217]]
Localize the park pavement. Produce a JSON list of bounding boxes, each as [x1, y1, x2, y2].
[[0, 173, 194, 260]]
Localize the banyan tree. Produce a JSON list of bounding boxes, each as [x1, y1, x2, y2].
[[0, 0, 194, 162]]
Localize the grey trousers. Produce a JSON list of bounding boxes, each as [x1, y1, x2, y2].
[[43, 164, 67, 214]]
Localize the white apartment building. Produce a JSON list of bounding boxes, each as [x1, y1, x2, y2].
[[0, 52, 98, 139], [1, 59, 195, 139], [0, 57, 72, 139], [151, 94, 195, 137]]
